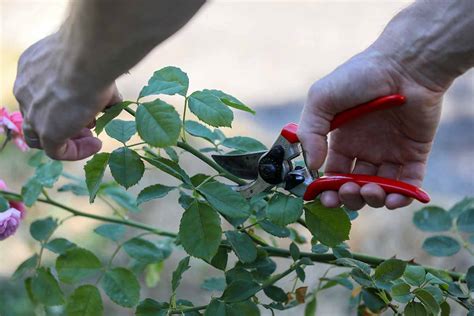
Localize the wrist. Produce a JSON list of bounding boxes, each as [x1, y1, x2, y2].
[[370, 0, 474, 92]]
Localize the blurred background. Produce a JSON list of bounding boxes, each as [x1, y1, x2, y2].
[[1, 0, 472, 315]]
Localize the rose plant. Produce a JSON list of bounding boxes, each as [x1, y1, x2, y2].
[[0, 66, 473, 316]]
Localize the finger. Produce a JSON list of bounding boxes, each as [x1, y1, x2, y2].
[[339, 182, 365, 210], [43, 128, 102, 161], [360, 183, 386, 208], [22, 121, 42, 149], [385, 162, 425, 209], [320, 191, 341, 208], [352, 159, 385, 207]]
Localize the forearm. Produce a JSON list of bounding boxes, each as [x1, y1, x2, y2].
[[371, 0, 474, 91], [56, 0, 205, 91]]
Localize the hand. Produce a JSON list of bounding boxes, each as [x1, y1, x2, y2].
[[297, 48, 445, 210], [14, 34, 122, 160]]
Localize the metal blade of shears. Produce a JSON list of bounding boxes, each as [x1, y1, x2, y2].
[[211, 151, 266, 180]]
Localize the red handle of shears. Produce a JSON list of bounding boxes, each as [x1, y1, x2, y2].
[[280, 94, 431, 204]]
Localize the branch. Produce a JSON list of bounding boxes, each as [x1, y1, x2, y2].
[[262, 246, 464, 281], [0, 190, 464, 281], [0, 190, 177, 238]]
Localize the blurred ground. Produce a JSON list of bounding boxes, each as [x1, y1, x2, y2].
[[0, 0, 473, 315]]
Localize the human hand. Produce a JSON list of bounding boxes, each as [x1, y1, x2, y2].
[[14, 34, 122, 160], [297, 48, 445, 210]]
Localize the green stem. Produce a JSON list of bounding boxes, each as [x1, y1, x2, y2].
[[0, 191, 177, 238], [261, 246, 464, 281], [182, 97, 188, 142], [0, 190, 465, 281], [124, 107, 136, 116], [176, 141, 246, 185]]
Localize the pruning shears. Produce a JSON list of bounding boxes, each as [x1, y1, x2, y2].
[[212, 94, 431, 204]]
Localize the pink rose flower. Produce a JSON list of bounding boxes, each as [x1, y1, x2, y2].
[[0, 208, 22, 240], [0, 179, 26, 240], [0, 107, 28, 152]]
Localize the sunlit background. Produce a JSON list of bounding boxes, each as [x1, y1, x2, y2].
[[1, 0, 473, 315]]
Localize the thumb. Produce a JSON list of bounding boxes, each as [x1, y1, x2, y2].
[[297, 87, 333, 171]]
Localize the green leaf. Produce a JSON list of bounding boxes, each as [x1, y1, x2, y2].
[[414, 288, 440, 315], [21, 178, 42, 206], [457, 207, 474, 233], [422, 235, 461, 257], [305, 296, 317, 316], [145, 261, 164, 288], [201, 277, 226, 292], [403, 265, 426, 286], [391, 282, 413, 303], [440, 301, 450, 316], [30, 217, 57, 242], [45, 238, 76, 254], [467, 266, 474, 292], [304, 201, 351, 247], [27, 150, 46, 167], [34, 160, 63, 187], [85, 153, 110, 203], [139, 66, 189, 98], [0, 196, 9, 212], [31, 267, 64, 306], [332, 245, 352, 259], [225, 231, 257, 263], [221, 136, 266, 152], [109, 147, 144, 189], [404, 301, 428, 316], [95, 101, 133, 135], [136, 299, 169, 316], [374, 259, 407, 282], [449, 197, 474, 219], [290, 242, 301, 261], [361, 288, 387, 313], [424, 285, 444, 303], [229, 300, 259, 316], [221, 280, 260, 303], [267, 193, 303, 226], [259, 220, 290, 238], [413, 206, 452, 232], [164, 147, 179, 162], [311, 243, 329, 254], [102, 185, 141, 212], [137, 184, 175, 205], [207, 90, 255, 114], [66, 285, 104, 316], [12, 254, 38, 280], [123, 238, 168, 264], [94, 223, 126, 241], [210, 247, 228, 271], [105, 119, 137, 143], [171, 256, 191, 292], [142, 156, 190, 184], [204, 299, 230, 316], [101, 267, 140, 308], [56, 248, 102, 284], [263, 285, 287, 302], [198, 181, 250, 220], [185, 120, 217, 144], [179, 201, 222, 261], [350, 268, 373, 287], [58, 182, 89, 196], [136, 99, 182, 147], [447, 282, 468, 298], [188, 90, 233, 127], [225, 267, 253, 285], [335, 258, 371, 274]]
